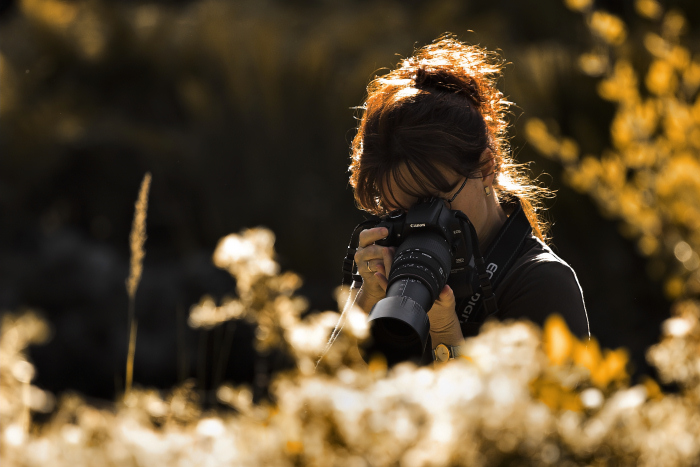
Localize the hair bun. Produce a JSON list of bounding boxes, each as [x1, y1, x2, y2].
[[414, 67, 482, 107]]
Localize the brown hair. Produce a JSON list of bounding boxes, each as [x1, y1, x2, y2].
[[349, 36, 551, 240]]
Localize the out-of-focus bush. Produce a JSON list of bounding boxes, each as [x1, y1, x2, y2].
[[526, 0, 700, 301], [3, 226, 700, 467]]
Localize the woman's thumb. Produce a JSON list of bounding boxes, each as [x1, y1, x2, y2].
[[437, 284, 455, 304]]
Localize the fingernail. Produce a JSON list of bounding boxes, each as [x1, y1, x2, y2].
[[381, 228, 388, 236]]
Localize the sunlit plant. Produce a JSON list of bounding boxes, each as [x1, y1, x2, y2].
[[525, 0, 700, 300], [3, 226, 700, 466], [3, 0, 700, 465]]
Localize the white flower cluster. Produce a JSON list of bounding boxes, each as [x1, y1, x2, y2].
[[647, 300, 700, 401], [3, 228, 700, 466]]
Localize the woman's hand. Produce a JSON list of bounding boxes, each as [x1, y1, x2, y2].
[[427, 285, 464, 347], [354, 227, 395, 313]]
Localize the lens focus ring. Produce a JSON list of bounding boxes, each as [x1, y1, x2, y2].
[[388, 232, 452, 302]]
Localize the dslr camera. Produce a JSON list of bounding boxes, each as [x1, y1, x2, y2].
[[364, 197, 480, 357]]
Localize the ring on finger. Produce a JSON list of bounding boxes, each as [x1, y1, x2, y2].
[[366, 261, 375, 273]]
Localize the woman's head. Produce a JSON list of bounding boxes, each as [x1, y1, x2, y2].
[[349, 36, 550, 240]]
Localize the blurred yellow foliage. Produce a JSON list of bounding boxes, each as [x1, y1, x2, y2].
[[20, 0, 77, 28], [19, 0, 105, 60], [542, 314, 629, 390], [635, 0, 663, 20], [543, 314, 575, 365], [530, 378, 583, 412], [564, 0, 592, 13], [597, 59, 638, 102], [647, 59, 678, 95], [589, 11, 627, 46], [662, 10, 687, 39], [578, 51, 608, 76], [526, 4, 700, 300]]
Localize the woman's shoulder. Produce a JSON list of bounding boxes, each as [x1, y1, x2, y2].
[[515, 235, 570, 266], [495, 235, 590, 338], [503, 235, 582, 283]]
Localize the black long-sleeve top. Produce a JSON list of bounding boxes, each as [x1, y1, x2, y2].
[[363, 233, 590, 365]]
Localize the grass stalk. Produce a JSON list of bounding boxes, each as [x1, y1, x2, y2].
[[125, 172, 151, 397], [125, 319, 138, 395]]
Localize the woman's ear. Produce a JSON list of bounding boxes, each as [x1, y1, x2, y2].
[[479, 148, 495, 184]]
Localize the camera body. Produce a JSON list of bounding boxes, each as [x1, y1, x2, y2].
[[373, 198, 476, 301], [365, 198, 478, 359], [375, 197, 458, 247]]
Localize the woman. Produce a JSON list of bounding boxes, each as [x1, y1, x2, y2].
[[348, 37, 589, 364]]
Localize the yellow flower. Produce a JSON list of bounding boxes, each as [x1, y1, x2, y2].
[[564, 0, 592, 12], [565, 155, 601, 193], [600, 152, 625, 189], [578, 52, 608, 77], [646, 59, 678, 95], [530, 379, 583, 412], [368, 354, 387, 375], [669, 45, 690, 70], [638, 235, 659, 256], [623, 142, 658, 168], [592, 348, 629, 388], [663, 101, 693, 146], [693, 95, 700, 124], [286, 440, 304, 454], [524, 118, 560, 158], [590, 11, 627, 46], [573, 338, 602, 375], [618, 187, 642, 220], [598, 60, 638, 103], [662, 10, 686, 39], [644, 33, 668, 59], [682, 61, 700, 93], [635, 0, 663, 20], [559, 138, 580, 163], [543, 314, 575, 365], [690, 128, 700, 150], [641, 376, 663, 400]]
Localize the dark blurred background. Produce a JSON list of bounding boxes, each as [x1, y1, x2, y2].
[[1, 0, 698, 400]]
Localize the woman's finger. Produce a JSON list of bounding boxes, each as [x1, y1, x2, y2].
[[358, 227, 388, 248], [427, 285, 462, 346], [382, 246, 395, 279], [435, 284, 456, 306], [354, 245, 388, 273], [374, 267, 389, 291]]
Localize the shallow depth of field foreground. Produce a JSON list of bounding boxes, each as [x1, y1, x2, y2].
[[2, 226, 700, 467], [4, 0, 700, 465]]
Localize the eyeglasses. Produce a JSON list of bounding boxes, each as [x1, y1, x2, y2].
[[444, 176, 468, 206], [384, 171, 492, 213]]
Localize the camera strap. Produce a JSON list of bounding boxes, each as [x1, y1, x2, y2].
[[458, 200, 532, 329], [341, 217, 381, 288]]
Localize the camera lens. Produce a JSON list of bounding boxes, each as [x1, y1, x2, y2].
[[389, 232, 452, 300], [367, 230, 452, 361]]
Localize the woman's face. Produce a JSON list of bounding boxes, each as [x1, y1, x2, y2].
[[382, 162, 494, 242]]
